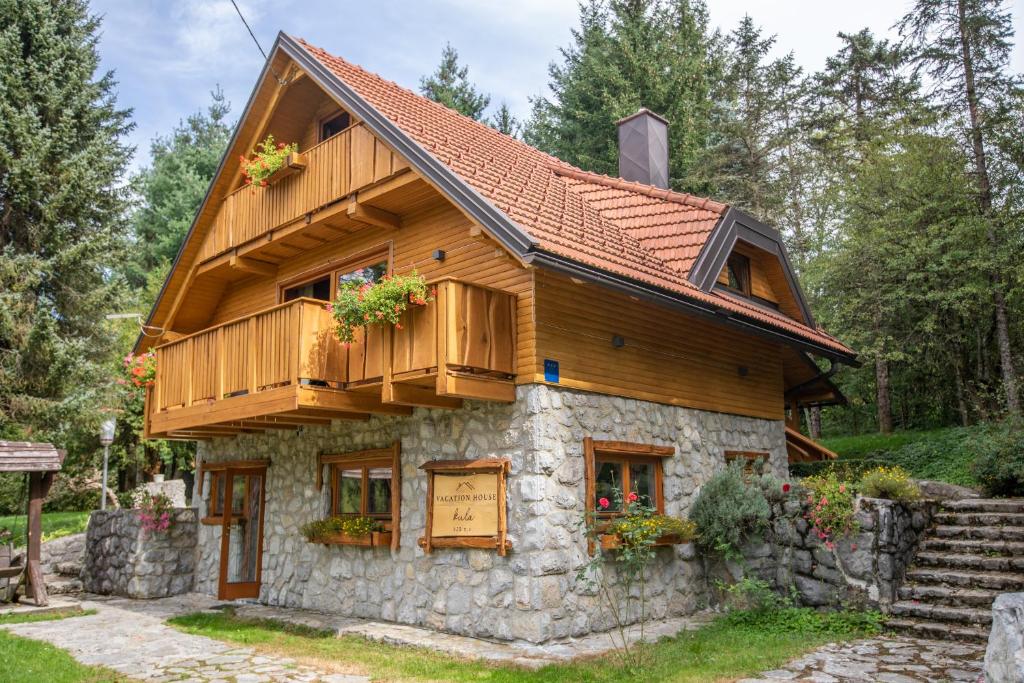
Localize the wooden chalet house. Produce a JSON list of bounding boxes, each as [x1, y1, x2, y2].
[[136, 34, 856, 641]]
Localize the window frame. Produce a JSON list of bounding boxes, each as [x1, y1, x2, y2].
[[316, 442, 401, 550], [319, 110, 353, 143], [724, 450, 769, 474], [724, 251, 752, 297], [199, 459, 271, 525], [583, 439, 674, 521], [277, 245, 392, 305]]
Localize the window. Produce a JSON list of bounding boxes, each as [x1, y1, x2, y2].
[[208, 471, 225, 517], [725, 252, 751, 297], [283, 276, 331, 302], [278, 253, 390, 304], [318, 444, 401, 544], [724, 450, 768, 474], [584, 439, 674, 517], [337, 260, 387, 291], [320, 112, 351, 142], [199, 460, 270, 525]]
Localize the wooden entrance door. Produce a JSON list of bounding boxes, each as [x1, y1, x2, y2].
[[218, 466, 266, 600]]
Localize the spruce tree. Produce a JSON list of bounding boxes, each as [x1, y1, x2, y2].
[[419, 43, 490, 120], [489, 103, 521, 138], [0, 0, 133, 452]]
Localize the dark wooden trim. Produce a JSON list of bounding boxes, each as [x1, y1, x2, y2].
[[589, 440, 675, 458], [391, 440, 401, 551], [420, 458, 511, 471], [418, 458, 510, 555]]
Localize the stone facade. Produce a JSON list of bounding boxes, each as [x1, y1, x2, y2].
[[82, 508, 197, 598], [731, 497, 935, 609], [194, 384, 786, 642], [984, 592, 1024, 682]]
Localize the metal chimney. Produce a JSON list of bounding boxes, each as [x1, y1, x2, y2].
[[616, 109, 669, 189]]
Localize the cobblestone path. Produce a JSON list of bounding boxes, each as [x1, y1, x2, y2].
[[0, 599, 367, 683], [740, 636, 985, 682]]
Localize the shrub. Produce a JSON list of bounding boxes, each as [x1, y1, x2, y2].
[[137, 491, 174, 534], [857, 466, 921, 501], [972, 420, 1024, 496], [801, 470, 857, 549], [717, 576, 786, 613], [690, 460, 770, 558], [330, 271, 434, 344]]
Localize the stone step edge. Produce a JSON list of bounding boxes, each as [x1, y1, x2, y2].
[[885, 618, 990, 643], [891, 600, 993, 623]]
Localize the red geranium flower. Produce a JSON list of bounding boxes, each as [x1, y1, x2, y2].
[[782, 483, 791, 493], [598, 497, 609, 509], [627, 492, 638, 502]]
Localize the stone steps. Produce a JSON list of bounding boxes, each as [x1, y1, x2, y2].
[[898, 584, 1000, 609], [905, 566, 1024, 590], [932, 524, 1024, 541], [885, 617, 991, 644], [933, 511, 1024, 526], [890, 599, 992, 625], [44, 577, 82, 595], [914, 550, 1024, 571], [920, 537, 1024, 556], [942, 499, 1024, 514]]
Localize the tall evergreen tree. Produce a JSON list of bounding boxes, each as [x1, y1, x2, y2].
[[0, 0, 133, 452], [419, 43, 490, 120], [127, 89, 232, 289], [524, 0, 718, 192], [899, 0, 1023, 415], [489, 102, 521, 138]]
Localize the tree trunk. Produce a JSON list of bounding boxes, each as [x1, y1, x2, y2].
[[876, 357, 893, 434], [809, 406, 822, 439], [957, 0, 1020, 416], [954, 358, 970, 427]]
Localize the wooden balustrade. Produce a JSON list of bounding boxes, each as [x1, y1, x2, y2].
[[199, 123, 408, 261], [148, 281, 517, 438]]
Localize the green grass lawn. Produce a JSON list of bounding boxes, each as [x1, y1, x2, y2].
[[0, 511, 92, 547], [791, 425, 987, 487], [0, 608, 124, 682], [169, 607, 881, 682]]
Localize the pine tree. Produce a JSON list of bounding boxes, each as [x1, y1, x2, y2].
[[419, 43, 490, 120], [0, 0, 133, 453], [127, 89, 232, 289], [524, 0, 718, 192], [899, 0, 1023, 415], [489, 103, 521, 137]]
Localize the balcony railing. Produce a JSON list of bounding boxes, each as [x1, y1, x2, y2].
[[199, 123, 409, 262], [147, 280, 516, 439]]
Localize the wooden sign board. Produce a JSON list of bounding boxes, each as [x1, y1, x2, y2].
[[419, 458, 511, 555], [431, 471, 499, 537]]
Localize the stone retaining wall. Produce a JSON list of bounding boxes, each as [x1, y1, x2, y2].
[[82, 508, 197, 598], [195, 384, 787, 642], [40, 532, 86, 577], [729, 497, 936, 609]]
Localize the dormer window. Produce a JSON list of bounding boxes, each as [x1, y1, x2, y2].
[[320, 112, 351, 142], [725, 252, 751, 297]]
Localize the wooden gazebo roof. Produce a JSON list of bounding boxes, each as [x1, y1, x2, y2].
[[0, 442, 65, 473]]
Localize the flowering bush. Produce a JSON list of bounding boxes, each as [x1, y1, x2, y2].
[[857, 466, 921, 501], [801, 470, 858, 549], [330, 271, 434, 344], [240, 134, 298, 187], [300, 516, 378, 542], [138, 491, 174, 534], [122, 351, 156, 388]]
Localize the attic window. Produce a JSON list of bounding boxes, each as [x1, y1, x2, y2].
[[320, 112, 351, 142], [725, 252, 751, 297]]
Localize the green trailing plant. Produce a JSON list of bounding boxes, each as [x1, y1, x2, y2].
[[857, 465, 921, 501], [690, 460, 771, 559], [240, 134, 298, 187], [329, 272, 434, 344], [801, 470, 858, 549], [300, 516, 378, 543]]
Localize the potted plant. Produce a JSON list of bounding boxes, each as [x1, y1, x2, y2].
[[598, 506, 697, 551], [301, 516, 377, 546], [329, 272, 435, 345], [122, 351, 156, 388], [240, 134, 302, 188]]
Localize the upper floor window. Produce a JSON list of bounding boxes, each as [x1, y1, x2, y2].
[[725, 252, 751, 297], [278, 251, 390, 304], [584, 438, 674, 516], [283, 276, 331, 302], [320, 112, 351, 142]]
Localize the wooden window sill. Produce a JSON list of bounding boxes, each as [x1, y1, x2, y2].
[[307, 531, 392, 547], [598, 533, 693, 551]]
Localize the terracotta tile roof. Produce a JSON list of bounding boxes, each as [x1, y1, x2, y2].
[[297, 39, 854, 358]]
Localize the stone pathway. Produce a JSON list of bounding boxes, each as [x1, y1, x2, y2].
[[740, 635, 986, 682], [0, 596, 367, 682]]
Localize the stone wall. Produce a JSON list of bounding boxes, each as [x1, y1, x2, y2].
[[40, 532, 86, 578], [984, 593, 1024, 682], [195, 384, 786, 642], [82, 508, 198, 598], [730, 497, 935, 609]]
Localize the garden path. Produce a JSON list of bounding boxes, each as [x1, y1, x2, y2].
[[741, 635, 985, 682]]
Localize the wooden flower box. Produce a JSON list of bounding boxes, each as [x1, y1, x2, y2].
[[317, 531, 373, 547], [265, 152, 306, 185], [598, 533, 692, 551], [371, 531, 392, 547]]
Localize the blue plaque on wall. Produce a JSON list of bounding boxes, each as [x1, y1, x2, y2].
[[544, 359, 559, 383]]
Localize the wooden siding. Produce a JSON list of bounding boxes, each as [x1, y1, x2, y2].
[[716, 242, 805, 321], [205, 200, 535, 379], [532, 270, 785, 420]]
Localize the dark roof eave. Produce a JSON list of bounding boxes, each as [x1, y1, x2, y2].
[[523, 249, 860, 366]]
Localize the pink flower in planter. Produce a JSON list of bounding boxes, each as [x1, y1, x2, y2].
[[598, 497, 609, 509], [627, 492, 638, 502]]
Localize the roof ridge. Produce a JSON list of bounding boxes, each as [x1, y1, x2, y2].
[[551, 164, 729, 214]]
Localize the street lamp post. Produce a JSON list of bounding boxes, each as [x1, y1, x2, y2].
[[99, 419, 116, 510]]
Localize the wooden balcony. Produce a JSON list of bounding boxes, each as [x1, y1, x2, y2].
[[198, 122, 410, 263], [145, 280, 517, 440]]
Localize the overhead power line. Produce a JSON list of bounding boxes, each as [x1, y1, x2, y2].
[[229, 0, 291, 86]]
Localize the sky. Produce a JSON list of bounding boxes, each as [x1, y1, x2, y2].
[[91, 0, 1024, 174]]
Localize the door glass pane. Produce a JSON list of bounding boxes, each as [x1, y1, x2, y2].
[[629, 462, 655, 507], [595, 461, 622, 512], [212, 474, 225, 515], [337, 261, 387, 289], [367, 467, 392, 516], [226, 473, 262, 585], [337, 469, 362, 514]]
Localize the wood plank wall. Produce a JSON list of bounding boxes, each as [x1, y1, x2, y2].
[[532, 270, 785, 420]]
